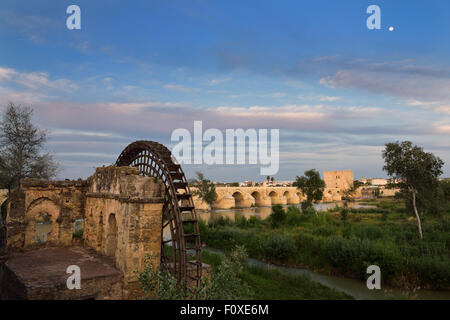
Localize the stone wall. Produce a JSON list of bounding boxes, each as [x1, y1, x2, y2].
[[6, 179, 87, 250], [84, 166, 165, 299], [1, 166, 166, 300]]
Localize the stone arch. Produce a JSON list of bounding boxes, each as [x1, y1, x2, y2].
[[105, 213, 118, 257], [268, 190, 278, 202], [269, 190, 287, 205], [24, 197, 61, 246], [284, 190, 299, 204], [251, 190, 271, 207], [232, 191, 245, 208], [251, 191, 261, 201]]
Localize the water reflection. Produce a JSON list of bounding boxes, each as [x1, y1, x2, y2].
[[197, 201, 376, 224]]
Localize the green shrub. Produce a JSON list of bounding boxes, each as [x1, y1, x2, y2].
[[345, 224, 384, 240], [212, 215, 233, 227], [137, 246, 252, 299], [311, 212, 331, 226], [312, 225, 339, 237], [302, 206, 316, 215], [340, 209, 348, 222], [234, 215, 263, 228], [285, 205, 305, 226], [301, 201, 313, 212], [409, 255, 450, 290], [268, 204, 285, 228], [324, 236, 402, 279], [261, 234, 296, 261]]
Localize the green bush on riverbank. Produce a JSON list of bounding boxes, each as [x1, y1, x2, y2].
[[198, 203, 450, 290]]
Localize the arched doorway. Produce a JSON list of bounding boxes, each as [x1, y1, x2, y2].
[[106, 214, 118, 257], [35, 212, 52, 243]]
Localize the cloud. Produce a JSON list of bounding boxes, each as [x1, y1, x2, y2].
[[271, 92, 287, 98], [208, 77, 232, 86], [0, 66, 78, 92], [0, 67, 17, 81], [319, 69, 450, 102], [164, 83, 198, 92], [319, 96, 340, 102], [0, 11, 55, 44]]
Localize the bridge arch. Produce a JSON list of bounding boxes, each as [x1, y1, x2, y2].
[[232, 191, 245, 208], [251, 191, 262, 201], [268, 190, 278, 203]]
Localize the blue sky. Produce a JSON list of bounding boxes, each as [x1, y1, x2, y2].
[[1, 0, 449, 181]]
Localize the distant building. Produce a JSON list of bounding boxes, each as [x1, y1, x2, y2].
[[323, 170, 354, 191], [361, 186, 378, 199], [369, 178, 388, 186]]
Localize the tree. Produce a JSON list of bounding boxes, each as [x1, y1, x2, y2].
[[382, 141, 444, 239], [0, 103, 59, 190], [293, 169, 325, 212], [191, 172, 217, 208], [342, 180, 364, 203], [270, 177, 274, 183]]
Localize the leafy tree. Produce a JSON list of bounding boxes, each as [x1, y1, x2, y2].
[[191, 172, 217, 208], [270, 177, 274, 183], [382, 141, 444, 239], [0, 103, 59, 190], [342, 180, 364, 201], [293, 169, 325, 212]]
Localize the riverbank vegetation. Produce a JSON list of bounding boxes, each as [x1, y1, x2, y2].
[[197, 198, 450, 291], [137, 245, 351, 300]]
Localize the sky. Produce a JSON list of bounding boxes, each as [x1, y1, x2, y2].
[[0, 0, 449, 182]]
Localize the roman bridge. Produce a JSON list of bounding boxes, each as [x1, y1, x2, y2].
[[192, 186, 308, 210]]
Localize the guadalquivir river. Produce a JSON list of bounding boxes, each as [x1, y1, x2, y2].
[[196, 202, 450, 300]]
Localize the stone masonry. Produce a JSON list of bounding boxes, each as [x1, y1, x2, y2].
[[0, 166, 165, 300]]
